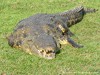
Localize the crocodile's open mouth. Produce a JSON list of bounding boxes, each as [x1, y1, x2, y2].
[[38, 47, 56, 59]]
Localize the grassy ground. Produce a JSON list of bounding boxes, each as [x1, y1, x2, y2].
[[0, 0, 100, 75]]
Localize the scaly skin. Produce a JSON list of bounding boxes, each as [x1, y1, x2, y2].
[[58, 6, 98, 27]]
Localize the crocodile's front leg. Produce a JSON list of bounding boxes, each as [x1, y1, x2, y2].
[[59, 35, 83, 48], [66, 36, 83, 48]]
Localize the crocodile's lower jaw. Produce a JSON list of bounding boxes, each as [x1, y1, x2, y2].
[[39, 53, 56, 59]]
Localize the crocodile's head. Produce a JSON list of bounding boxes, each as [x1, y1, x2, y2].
[[33, 34, 58, 59]]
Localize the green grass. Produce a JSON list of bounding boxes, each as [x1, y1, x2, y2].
[[0, 0, 100, 75]]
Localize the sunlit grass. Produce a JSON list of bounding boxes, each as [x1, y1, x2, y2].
[[0, 0, 100, 75]]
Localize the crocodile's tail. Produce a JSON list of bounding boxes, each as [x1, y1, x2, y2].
[[73, 6, 98, 14], [59, 6, 98, 17], [84, 7, 98, 14]]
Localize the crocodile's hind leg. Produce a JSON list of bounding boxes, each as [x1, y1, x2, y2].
[[66, 36, 83, 48]]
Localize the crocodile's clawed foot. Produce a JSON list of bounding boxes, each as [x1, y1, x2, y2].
[[66, 36, 83, 48], [73, 44, 84, 48]]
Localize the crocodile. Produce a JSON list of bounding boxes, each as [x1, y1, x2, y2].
[[8, 6, 97, 59]]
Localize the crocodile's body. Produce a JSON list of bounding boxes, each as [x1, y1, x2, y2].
[[8, 6, 97, 59]]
